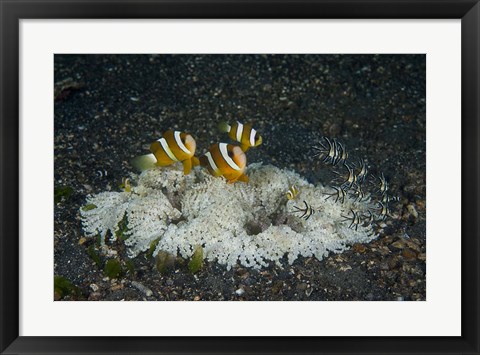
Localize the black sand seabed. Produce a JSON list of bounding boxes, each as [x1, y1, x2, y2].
[[54, 54, 426, 301]]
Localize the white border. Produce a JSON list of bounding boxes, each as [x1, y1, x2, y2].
[[20, 20, 461, 336]]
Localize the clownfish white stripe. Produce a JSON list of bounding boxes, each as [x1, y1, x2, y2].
[[158, 138, 178, 161], [236, 122, 244, 142], [205, 152, 219, 173], [250, 128, 257, 146], [174, 131, 191, 154], [219, 143, 241, 171]]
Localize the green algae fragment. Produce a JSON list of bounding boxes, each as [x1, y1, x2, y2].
[[87, 245, 102, 267], [104, 259, 122, 279], [125, 260, 135, 275], [81, 203, 97, 211], [155, 251, 175, 274], [147, 238, 161, 259], [95, 233, 102, 247], [54, 186, 73, 204], [188, 245, 204, 274], [54, 275, 80, 299], [115, 215, 129, 241]]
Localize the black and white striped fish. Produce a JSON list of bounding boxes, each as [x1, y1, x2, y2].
[[313, 137, 348, 166]]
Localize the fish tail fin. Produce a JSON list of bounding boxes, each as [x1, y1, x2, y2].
[[198, 155, 208, 167], [191, 156, 200, 167], [131, 153, 157, 172], [237, 174, 249, 183], [218, 121, 231, 133], [240, 144, 250, 152], [182, 158, 192, 175]]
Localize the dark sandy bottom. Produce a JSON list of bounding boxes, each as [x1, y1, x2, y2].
[[54, 54, 426, 301]]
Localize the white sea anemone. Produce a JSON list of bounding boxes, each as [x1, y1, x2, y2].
[[80, 164, 378, 270]]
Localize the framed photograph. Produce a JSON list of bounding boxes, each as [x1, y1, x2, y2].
[[1, 0, 478, 354]]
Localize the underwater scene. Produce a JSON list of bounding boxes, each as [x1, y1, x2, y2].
[[54, 54, 426, 301]]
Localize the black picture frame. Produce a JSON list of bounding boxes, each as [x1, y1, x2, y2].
[[1, 1, 479, 354]]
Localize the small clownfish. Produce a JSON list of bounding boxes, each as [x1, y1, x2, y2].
[[120, 177, 131, 192], [218, 121, 262, 152], [131, 130, 199, 175], [286, 185, 299, 200], [199, 143, 249, 183]]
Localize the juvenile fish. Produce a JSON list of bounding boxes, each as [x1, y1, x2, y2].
[[286, 185, 299, 200], [199, 143, 249, 183], [131, 130, 199, 175], [218, 121, 262, 152]]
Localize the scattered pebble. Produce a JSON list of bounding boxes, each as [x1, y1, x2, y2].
[[88, 292, 102, 301], [352, 243, 366, 253], [296, 283, 308, 291], [379, 262, 389, 271], [402, 248, 417, 260], [339, 265, 352, 272], [406, 204, 419, 219], [405, 239, 421, 252], [110, 283, 124, 291], [131, 281, 153, 297], [235, 288, 245, 296], [271, 281, 284, 295], [391, 240, 406, 249], [305, 288, 313, 297], [388, 256, 400, 270]]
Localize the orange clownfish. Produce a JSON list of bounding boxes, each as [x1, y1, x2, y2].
[[131, 130, 199, 175], [199, 143, 249, 183], [218, 121, 262, 152]]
